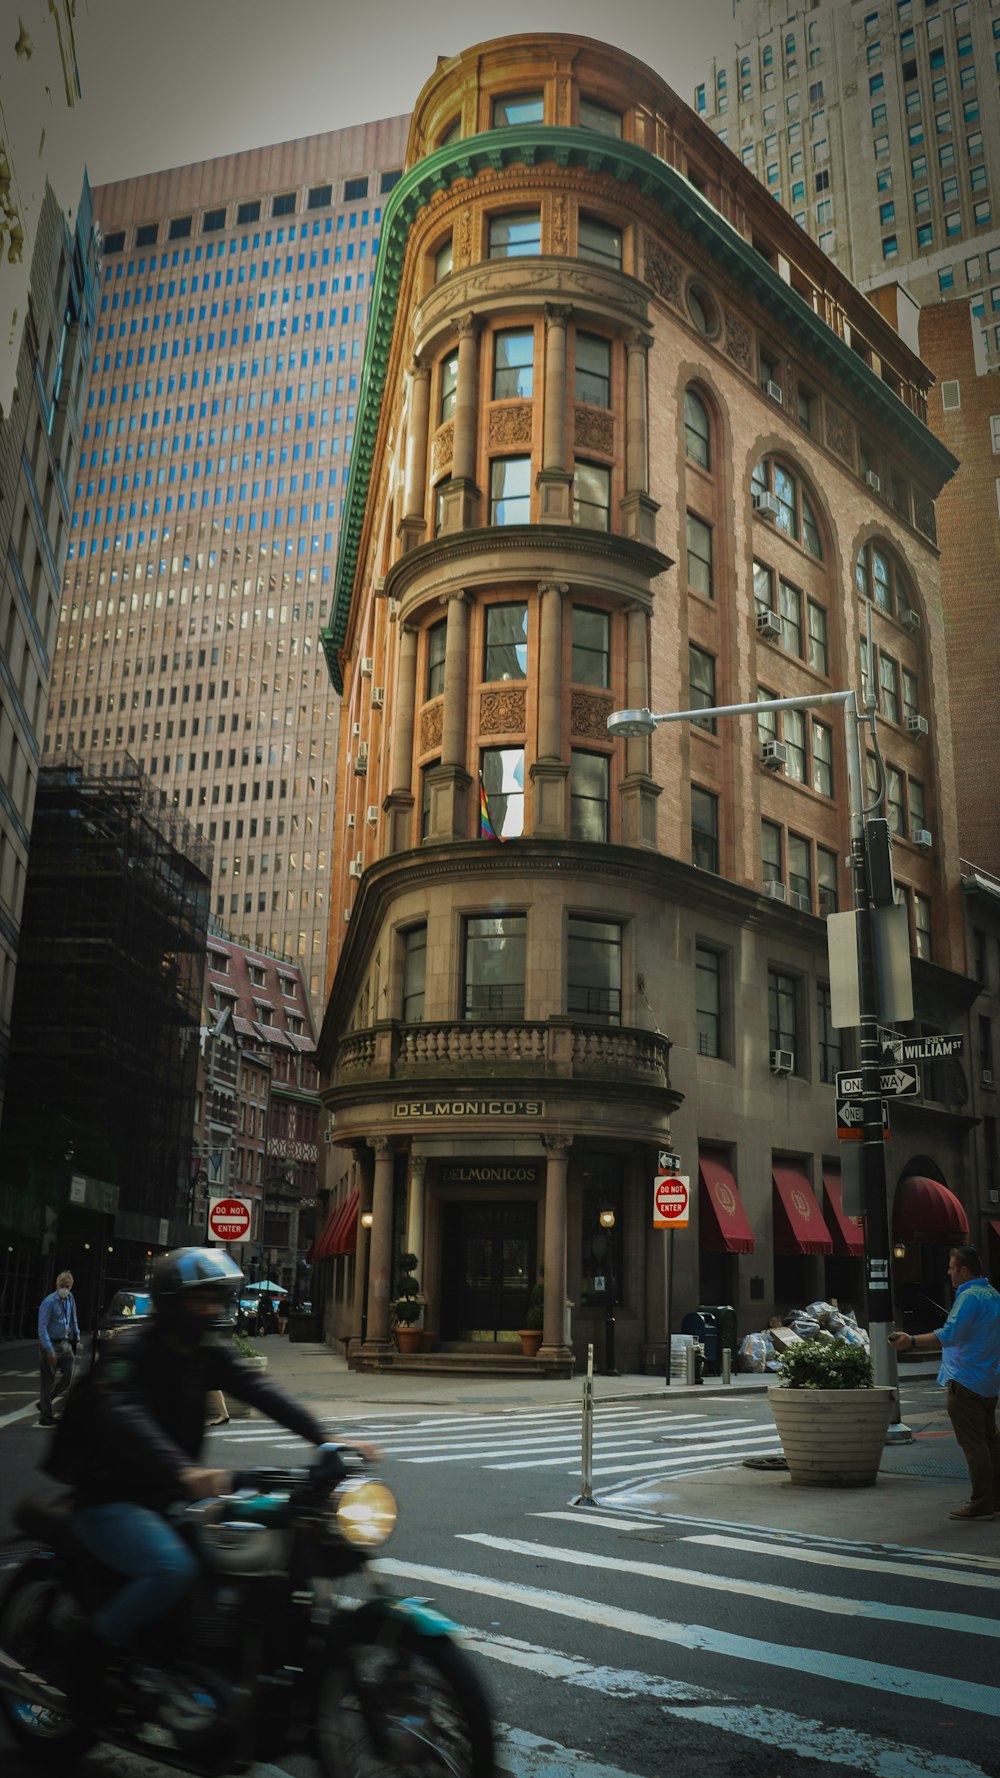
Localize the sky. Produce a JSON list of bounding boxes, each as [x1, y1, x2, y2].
[[77, 0, 738, 187]]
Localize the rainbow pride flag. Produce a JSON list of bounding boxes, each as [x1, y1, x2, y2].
[[479, 776, 503, 842]]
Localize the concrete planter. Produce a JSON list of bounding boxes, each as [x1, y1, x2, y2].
[[768, 1385, 894, 1487], [228, 1351, 268, 1418]]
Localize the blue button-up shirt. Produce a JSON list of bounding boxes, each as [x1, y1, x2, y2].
[[38, 1291, 80, 1354], [936, 1278, 1000, 1397]]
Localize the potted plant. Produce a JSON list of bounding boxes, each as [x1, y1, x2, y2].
[[768, 1339, 894, 1487], [519, 1275, 544, 1358], [392, 1253, 423, 1354]]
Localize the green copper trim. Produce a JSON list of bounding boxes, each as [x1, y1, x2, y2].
[[321, 126, 956, 690]]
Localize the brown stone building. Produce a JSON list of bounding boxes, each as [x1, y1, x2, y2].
[[317, 34, 980, 1373]]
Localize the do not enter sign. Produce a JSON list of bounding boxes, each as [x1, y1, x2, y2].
[[653, 1174, 690, 1230], [207, 1196, 252, 1244]]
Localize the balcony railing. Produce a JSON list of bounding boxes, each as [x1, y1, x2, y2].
[[335, 1019, 671, 1089]]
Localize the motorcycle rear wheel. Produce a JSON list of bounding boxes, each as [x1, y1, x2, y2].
[[315, 1626, 494, 1778], [0, 1567, 95, 1765]]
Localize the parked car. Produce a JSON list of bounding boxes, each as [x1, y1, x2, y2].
[[95, 1288, 153, 1353]]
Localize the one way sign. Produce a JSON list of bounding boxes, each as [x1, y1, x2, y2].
[[836, 1097, 891, 1141], [836, 1065, 919, 1099]]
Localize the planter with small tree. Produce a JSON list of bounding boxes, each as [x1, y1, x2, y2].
[[768, 1338, 894, 1487], [519, 1274, 544, 1358], [392, 1252, 423, 1354]]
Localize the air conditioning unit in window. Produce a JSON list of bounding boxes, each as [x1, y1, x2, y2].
[[770, 1048, 795, 1075], [864, 470, 881, 493], [348, 852, 364, 880], [345, 812, 355, 829], [982, 1069, 995, 1087], [764, 879, 787, 901], [757, 606, 781, 639], [912, 826, 932, 848], [760, 738, 787, 770], [352, 721, 362, 738], [360, 656, 374, 677], [366, 805, 379, 826], [373, 575, 386, 594], [763, 380, 783, 405], [371, 686, 385, 709], [990, 1189, 1000, 1204], [789, 890, 812, 912], [354, 742, 369, 775], [900, 609, 921, 634], [753, 491, 781, 521], [906, 713, 928, 738]]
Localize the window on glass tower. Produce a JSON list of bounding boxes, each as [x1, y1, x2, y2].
[[691, 786, 719, 871], [568, 917, 621, 1023], [570, 750, 609, 841], [489, 212, 541, 258], [575, 334, 611, 406], [571, 607, 610, 687], [480, 747, 525, 839], [484, 603, 528, 680], [493, 329, 534, 399], [578, 214, 622, 268], [684, 387, 711, 467], [402, 925, 427, 1021], [426, 619, 446, 698], [463, 913, 526, 1019]]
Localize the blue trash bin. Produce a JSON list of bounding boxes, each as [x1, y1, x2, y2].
[[681, 1310, 718, 1375]]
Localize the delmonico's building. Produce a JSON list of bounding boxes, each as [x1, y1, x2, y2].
[[316, 34, 975, 1373]]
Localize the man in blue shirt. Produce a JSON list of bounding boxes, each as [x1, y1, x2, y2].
[[890, 1244, 1000, 1519], [37, 1270, 81, 1427]]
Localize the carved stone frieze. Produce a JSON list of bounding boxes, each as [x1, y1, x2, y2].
[[456, 207, 473, 268], [573, 406, 614, 456], [571, 690, 613, 739], [724, 312, 752, 372], [824, 403, 853, 462], [480, 688, 526, 734], [420, 703, 443, 752], [551, 192, 569, 255], [430, 423, 454, 476], [643, 236, 682, 307], [488, 403, 533, 448], [415, 257, 650, 345]]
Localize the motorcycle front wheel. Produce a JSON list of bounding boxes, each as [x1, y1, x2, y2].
[[315, 1625, 495, 1778], [0, 1566, 95, 1765]]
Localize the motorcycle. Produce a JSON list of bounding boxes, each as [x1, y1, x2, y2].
[[0, 1447, 495, 1775]]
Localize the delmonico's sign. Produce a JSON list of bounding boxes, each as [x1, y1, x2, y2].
[[392, 1098, 544, 1120]]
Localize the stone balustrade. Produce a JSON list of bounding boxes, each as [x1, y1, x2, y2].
[[334, 1019, 671, 1088]]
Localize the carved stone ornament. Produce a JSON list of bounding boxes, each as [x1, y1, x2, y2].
[[824, 403, 853, 462], [571, 690, 613, 740], [488, 404, 533, 448], [420, 703, 444, 752], [430, 423, 454, 475], [480, 688, 526, 734], [724, 312, 752, 372], [912, 489, 936, 542], [643, 236, 682, 307], [551, 193, 569, 256], [574, 406, 614, 456], [456, 208, 473, 268]]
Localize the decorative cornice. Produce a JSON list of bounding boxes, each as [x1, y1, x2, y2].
[[320, 125, 958, 691], [383, 524, 672, 608]]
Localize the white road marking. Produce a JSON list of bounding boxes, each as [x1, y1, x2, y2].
[[497, 1724, 651, 1778], [686, 1533, 1000, 1593], [488, 1429, 781, 1472]]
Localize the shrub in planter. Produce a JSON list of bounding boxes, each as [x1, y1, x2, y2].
[[519, 1275, 545, 1356], [769, 1338, 892, 1487], [392, 1253, 423, 1352], [777, 1340, 873, 1391]]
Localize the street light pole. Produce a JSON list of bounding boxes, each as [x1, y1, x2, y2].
[[608, 691, 900, 1402], [599, 1207, 618, 1376]]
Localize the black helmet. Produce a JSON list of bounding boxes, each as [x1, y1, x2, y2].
[[150, 1248, 243, 1334]]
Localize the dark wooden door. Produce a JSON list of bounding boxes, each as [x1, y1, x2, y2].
[[441, 1202, 535, 1339]]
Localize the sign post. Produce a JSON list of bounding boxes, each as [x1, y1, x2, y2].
[[207, 1196, 252, 1245], [653, 1165, 688, 1387]]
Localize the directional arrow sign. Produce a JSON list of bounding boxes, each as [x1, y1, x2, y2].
[[836, 1065, 919, 1099], [887, 1033, 964, 1063], [658, 1149, 681, 1174], [836, 1098, 891, 1141]]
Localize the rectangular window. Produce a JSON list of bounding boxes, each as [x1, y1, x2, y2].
[[757, 687, 778, 746], [812, 721, 833, 796], [768, 969, 798, 1058], [571, 607, 610, 687], [493, 92, 544, 126], [753, 559, 774, 613], [435, 238, 453, 281], [236, 200, 261, 225], [568, 917, 621, 1024], [579, 98, 622, 137], [202, 208, 226, 233], [440, 349, 458, 422], [463, 913, 526, 1019], [788, 832, 812, 906], [817, 983, 842, 1083], [136, 222, 158, 246], [344, 177, 369, 201], [489, 457, 531, 525], [879, 652, 900, 723], [570, 750, 609, 841], [908, 777, 926, 836], [426, 618, 446, 697], [762, 819, 782, 886], [271, 192, 296, 217], [695, 946, 723, 1058], [168, 215, 192, 240], [480, 746, 525, 839], [687, 512, 713, 598], [914, 892, 933, 961], [779, 578, 802, 656], [489, 212, 541, 258], [902, 668, 919, 723], [484, 603, 528, 680], [691, 786, 719, 872], [573, 461, 611, 530], [402, 925, 427, 1021], [493, 329, 534, 400], [817, 846, 839, 916], [578, 215, 622, 268], [575, 333, 611, 407], [784, 708, 806, 782], [689, 645, 716, 732], [308, 183, 333, 210], [807, 598, 828, 673], [887, 765, 905, 835], [420, 763, 435, 840]]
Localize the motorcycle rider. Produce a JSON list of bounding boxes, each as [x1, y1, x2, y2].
[[48, 1246, 377, 1712]]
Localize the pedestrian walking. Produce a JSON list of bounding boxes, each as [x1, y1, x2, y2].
[[206, 1389, 230, 1427], [37, 1269, 81, 1427], [889, 1244, 1000, 1520]]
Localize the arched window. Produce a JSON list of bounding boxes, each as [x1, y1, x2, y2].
[[684, 387, 711, 468], [855, 541, 916, 625], [752, 456, 822, 557]]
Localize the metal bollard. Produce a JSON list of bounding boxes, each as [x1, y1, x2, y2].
[[721, 1346, 732, 1386], [684, 1342, 696, 1386]]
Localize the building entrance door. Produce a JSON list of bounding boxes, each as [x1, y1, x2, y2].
[[440, 1201, 536, 1340]]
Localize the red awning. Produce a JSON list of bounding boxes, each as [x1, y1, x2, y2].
[[892, 1175, 969, 1244], [772, 1167, 833, 1256], [698, 1157, 755, 1253], [822, 1170, 864, 1258], [307, 1203, 340, 1263], [310, 1191, 360, 1262]]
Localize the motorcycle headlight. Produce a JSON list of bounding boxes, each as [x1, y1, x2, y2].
[[332, 1477, 398, 1549]]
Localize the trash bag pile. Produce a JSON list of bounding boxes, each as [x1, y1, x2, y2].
[[737, 1301, 870, 1372]]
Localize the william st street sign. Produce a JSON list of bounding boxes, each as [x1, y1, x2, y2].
[[885, 1033, 965, 1063]]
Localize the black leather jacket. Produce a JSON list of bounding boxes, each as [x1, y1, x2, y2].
[[72, 1321, 327, 1509]]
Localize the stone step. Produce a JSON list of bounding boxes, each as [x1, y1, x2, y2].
[[348, 1348, 574, 1378]]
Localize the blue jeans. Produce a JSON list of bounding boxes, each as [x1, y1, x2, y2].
[[72, 1502, 199, 1643]]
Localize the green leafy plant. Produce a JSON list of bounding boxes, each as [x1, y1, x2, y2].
[[524, 1272, 544, 1332], [392, 1252, 422, 1327], [777, 1339, 873, 1390], [232, 1329, 257, 1360]]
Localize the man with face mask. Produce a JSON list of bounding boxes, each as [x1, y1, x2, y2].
[[36, 1270, 80, 1426]]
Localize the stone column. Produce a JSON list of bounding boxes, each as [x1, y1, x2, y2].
[[352, 1145, 374, 1345], [439, 314, 481, 531], [362, 1137, 395, 1353], [426, 592, 471, 840], [530, 581, 570, 838], [386, 624, 417, 850], [540, 1135, 573, 1362], [620, 330, 659, 545], [405, 1154, 427, 1275], [536, 305, 573, 523], [619, 602, 661, 849], [399, 356, 431, 551]]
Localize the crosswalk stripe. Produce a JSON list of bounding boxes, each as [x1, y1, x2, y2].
[[686, 1533, 1000, 1593], [457, 1533, 1000, 1639], [487, 1429, 781, 1473], [468, 1632, 993, 1778], [497, 1724, 649, 1778], [374, 1558, 1000, 1717]]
